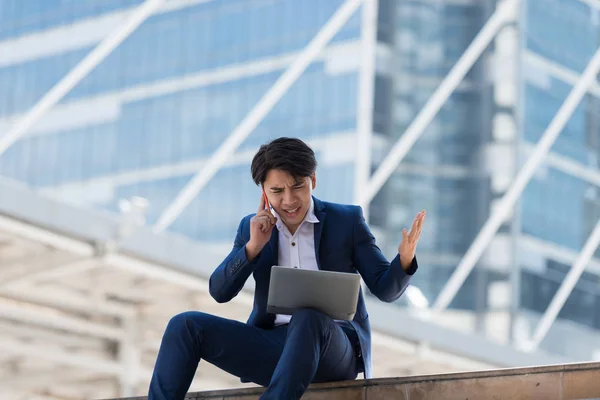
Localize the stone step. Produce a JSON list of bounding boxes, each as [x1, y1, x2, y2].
[[107, 361, 600, 399]]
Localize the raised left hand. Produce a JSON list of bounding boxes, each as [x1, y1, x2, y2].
[[398, 210, 426, 270]]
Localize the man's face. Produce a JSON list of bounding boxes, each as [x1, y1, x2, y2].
[[263, 169, 316, 231]]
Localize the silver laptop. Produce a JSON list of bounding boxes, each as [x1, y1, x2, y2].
[[267, 266, 361, 321]]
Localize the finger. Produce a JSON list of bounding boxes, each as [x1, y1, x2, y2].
[[263, 216, 278, 229], [266, 212, 276, 225], [411, 213, 420, 231], [263, 217, 276, 233], [402, 228, 408, 242], [417, 211, 426, 231], [416, 210, 425, 224], [259, 219, 269, 233], [258, 193, 265, 213], [418, 211, 426, 229], [415, 225, 423, 240], [408, 215, 419, 240], [257, 212, 276, 225], [256, 215, 269, 226], [414, 226, 423, 242], [413, 213, 425, 240], [409, 211, 425, 241]]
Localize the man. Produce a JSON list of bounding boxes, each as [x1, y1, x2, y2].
[[149, 137, 425, 400]]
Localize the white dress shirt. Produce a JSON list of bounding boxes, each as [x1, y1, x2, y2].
[[272, 198, 320, 326]]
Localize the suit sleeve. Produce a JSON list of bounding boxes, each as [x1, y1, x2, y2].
[[352, 206, 418, 303], [209, 216, 262, 303]]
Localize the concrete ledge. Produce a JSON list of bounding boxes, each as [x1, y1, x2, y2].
[[107, 361, 600, 399]]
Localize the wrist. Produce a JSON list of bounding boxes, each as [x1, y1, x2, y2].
[[245, 242, 262, 262], [399, 254, 413, 271], [399, 254, 418, 275]]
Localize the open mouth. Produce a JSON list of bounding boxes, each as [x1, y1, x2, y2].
[[283, 207, 300, 218]]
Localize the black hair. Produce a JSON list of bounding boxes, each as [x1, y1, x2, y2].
[[251, 137, 317, 185]]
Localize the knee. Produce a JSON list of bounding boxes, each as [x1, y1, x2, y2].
[[290, 308, 332, 330], [165, 311, 207, 338]]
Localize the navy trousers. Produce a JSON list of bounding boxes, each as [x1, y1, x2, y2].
[[148, 308, 361, 400]]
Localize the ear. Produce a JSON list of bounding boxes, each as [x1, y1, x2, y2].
[[310, 172, 316, 190]]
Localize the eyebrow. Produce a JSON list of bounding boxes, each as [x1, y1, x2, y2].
[[269, 182, 304, 191]]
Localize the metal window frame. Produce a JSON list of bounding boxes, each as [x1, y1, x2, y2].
[[358, 0, 521, 208], [0, 0, 165, 157], [354, 0, 378, 222], [433, 46, 600, 312], [153, 0, 363, 233]]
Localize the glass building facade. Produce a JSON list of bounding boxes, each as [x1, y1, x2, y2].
[[377, 0, 600, 345], [0, 0, 599, 354], [518, 0, 600, 332], [0, 0, 362, 240], [374, 0, 493, 310]]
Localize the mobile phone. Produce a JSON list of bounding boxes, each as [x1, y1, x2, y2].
[[262, 189, 271, 212]]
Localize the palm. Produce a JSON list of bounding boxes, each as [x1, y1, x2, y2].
[[398, 210, 426, 270]]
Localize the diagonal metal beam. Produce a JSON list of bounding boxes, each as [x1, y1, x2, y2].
[[522, 142, 600, 188], [354, 0, 378, 220], [433, 46, 600, 312], [153, 0, 363, 233], [0, 0, 165, 157], [358, 0, 520, 208], [528, 218, 600, 350]]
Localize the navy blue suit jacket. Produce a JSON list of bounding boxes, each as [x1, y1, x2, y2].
[[209, 196, 418, 379]]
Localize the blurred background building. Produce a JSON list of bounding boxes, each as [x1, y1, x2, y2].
[[0, 0, 599, 398]]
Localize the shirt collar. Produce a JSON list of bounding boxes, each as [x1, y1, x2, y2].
[[273, 197, 319, 232], [305, 197, 319, 223]]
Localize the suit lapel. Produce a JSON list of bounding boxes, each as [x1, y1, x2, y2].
[[312, 197, 327, 270], [267, 226, 279, 265]]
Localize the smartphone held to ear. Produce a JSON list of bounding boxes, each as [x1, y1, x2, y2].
[[262, 189, 271, 211]]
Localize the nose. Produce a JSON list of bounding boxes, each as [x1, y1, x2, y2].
[[282, 189, 295, 205]]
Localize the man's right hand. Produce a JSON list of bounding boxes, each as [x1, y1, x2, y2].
[[245, 193, 277, 261]]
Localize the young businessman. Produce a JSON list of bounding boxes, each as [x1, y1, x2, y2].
[[149, 137, 426, 400]]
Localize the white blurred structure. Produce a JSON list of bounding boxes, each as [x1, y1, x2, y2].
[[0, 178, 567, 398], [0, 0, 599, 398]]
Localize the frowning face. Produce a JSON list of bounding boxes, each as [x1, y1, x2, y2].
[[263, 169, 316, 234]]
